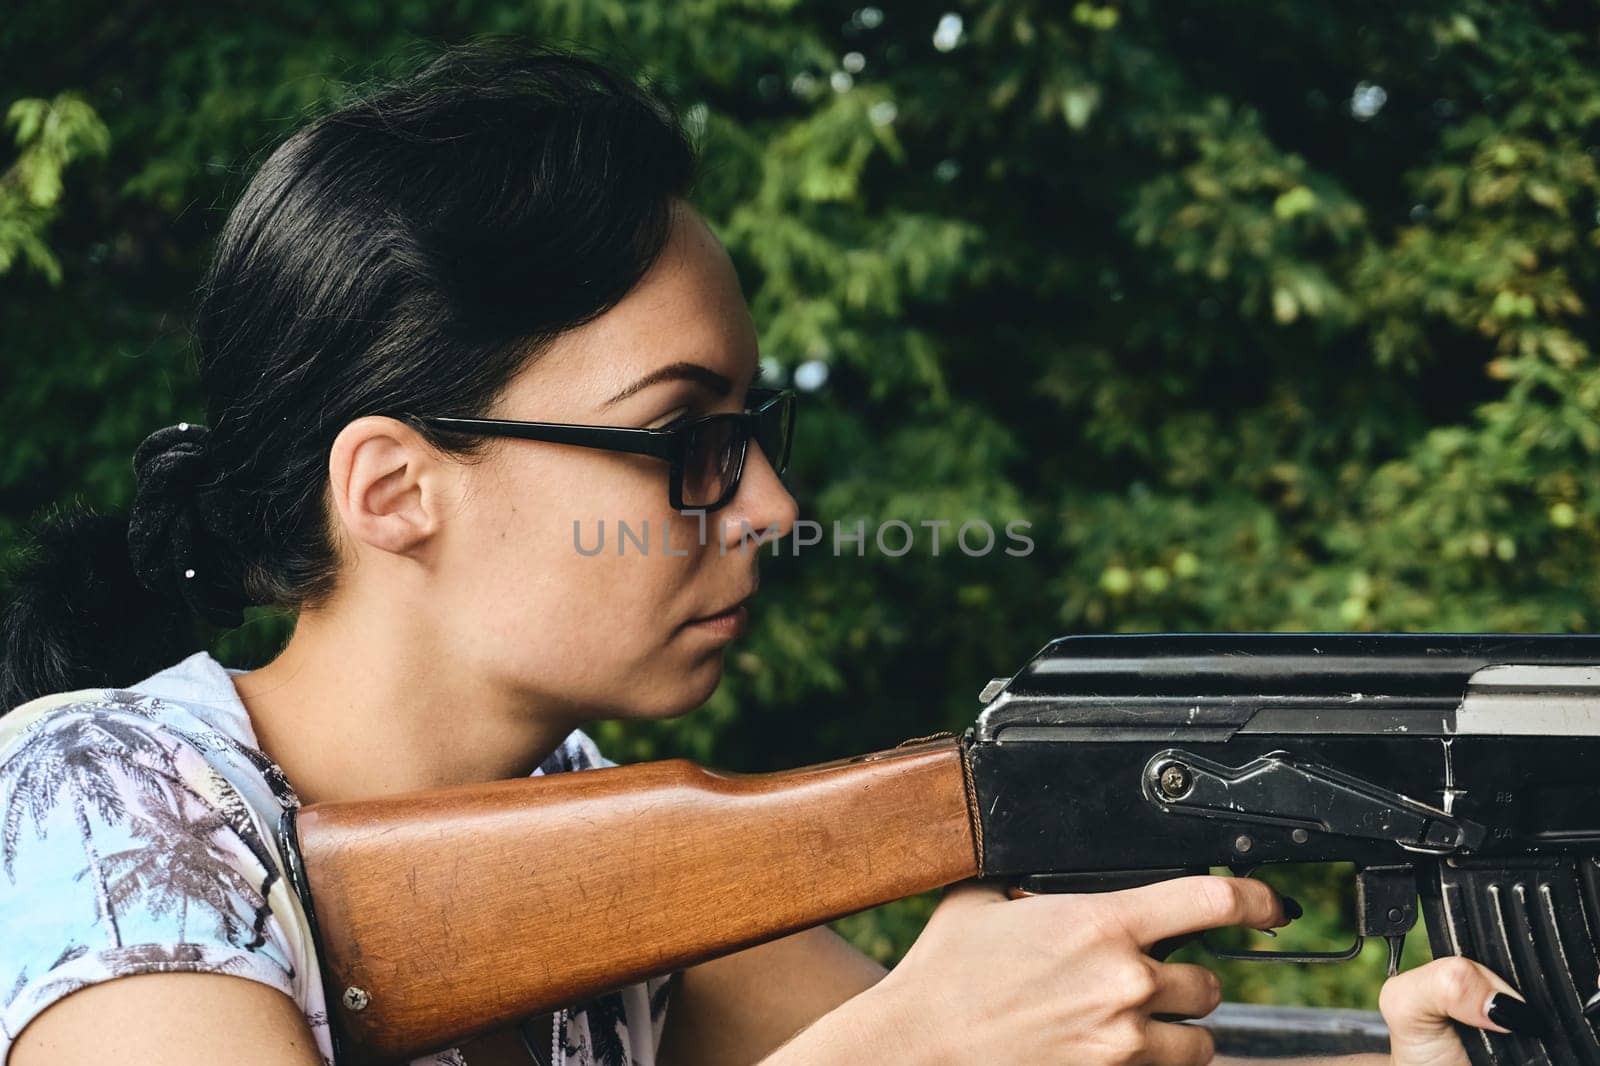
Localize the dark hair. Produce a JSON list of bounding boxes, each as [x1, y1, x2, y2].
[[1, 39, 696, 710]]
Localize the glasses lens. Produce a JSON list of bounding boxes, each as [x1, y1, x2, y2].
[[682, 417, 743, 508], [754, 393, 794, 475]]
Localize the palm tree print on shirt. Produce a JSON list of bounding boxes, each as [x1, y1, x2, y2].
[[649, 973, 676, 1026], [99, 795, 271, 952], [102, 942, 261, 977], [102, 687, 299, 810], [579, 992, 631, 1066], [0, 712, 188, 946], [1, 966, 30, 1042], [199, 763, 284, 948], [26, 943, 263, 1009]]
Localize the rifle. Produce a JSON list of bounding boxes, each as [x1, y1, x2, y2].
[[280, 633, 1600, 1065]]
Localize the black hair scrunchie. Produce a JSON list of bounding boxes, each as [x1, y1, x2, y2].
[[127, 422, 248, 628]]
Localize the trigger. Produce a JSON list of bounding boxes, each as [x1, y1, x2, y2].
[[1385, 936, 1404, 978], [1220, 864, 1274, 935]]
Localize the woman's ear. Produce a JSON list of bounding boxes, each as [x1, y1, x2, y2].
[[327, 416, 450, 557]]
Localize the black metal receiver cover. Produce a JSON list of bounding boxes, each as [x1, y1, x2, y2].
[[974, 632, 1600, 742], [1004, 631, 1600, 699]]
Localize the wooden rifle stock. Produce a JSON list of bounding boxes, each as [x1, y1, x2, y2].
[[285, 737, 979, 1063]]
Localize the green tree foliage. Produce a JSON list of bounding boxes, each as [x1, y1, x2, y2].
[[5, 0, 1599, 1009], [1, 93, 108, 283]]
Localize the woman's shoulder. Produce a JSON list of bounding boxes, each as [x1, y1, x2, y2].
[[6, 649, 300, 795], [0, 686, 332, 1063], [3, 679, 296, 810]]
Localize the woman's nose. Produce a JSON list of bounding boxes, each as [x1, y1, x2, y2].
[[718, 441, 797, 551]]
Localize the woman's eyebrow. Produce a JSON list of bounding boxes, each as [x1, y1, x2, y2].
[[603, 361, 733, 406]]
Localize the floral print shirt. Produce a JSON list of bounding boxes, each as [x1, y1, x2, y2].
[[0, 651, 673, 1065]]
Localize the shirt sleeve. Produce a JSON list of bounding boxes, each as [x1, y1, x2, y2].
[[0, 705, 303, 1060]]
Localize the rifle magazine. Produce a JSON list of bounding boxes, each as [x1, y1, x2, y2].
[[1421, 856, 1600, 1065]]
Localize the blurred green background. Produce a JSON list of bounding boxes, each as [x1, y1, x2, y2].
[[5, 0, 1600, 1011]]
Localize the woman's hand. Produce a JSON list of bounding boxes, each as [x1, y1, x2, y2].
[[823, 875, 1286, 1066], [1379, 956, 1543, 1066]]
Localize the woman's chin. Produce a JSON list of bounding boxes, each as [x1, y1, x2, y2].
[[623, 657, 726, 721], [675, 657, 727, 715]]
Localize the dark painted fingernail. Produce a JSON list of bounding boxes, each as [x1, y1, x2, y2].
[[1487, 993, 1544, 1036], [1279, 894, 1303, 921]]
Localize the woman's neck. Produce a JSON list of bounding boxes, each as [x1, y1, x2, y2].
[[231, 604, 581, 806]]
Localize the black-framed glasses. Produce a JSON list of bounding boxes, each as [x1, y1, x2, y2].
[[415, 387, 796, 512]]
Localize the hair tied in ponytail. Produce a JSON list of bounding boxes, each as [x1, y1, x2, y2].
[[127, 422, 248, 628]]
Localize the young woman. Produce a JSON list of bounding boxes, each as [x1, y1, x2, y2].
[[0, 41, 1540, 1066]]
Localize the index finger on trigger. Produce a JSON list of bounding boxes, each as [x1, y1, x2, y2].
[[1112, 875, 1287, 948]]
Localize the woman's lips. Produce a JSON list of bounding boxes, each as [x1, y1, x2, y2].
[[684, 603, 749, 640]]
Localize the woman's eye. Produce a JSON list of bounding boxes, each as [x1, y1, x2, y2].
[[649, 408, 692, 430]]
